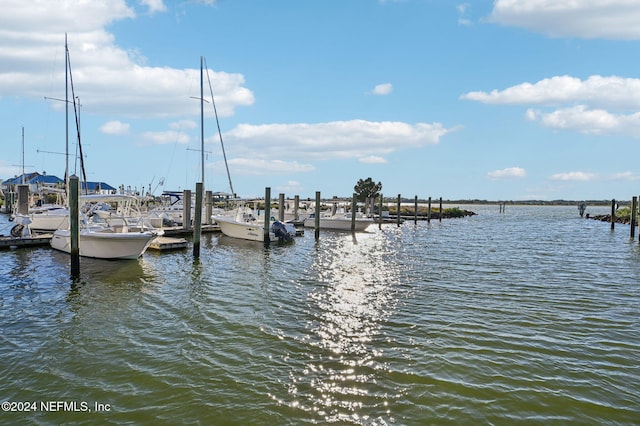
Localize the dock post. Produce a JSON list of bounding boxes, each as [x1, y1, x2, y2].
[[428, 197, 431, 223], [611, 199, 616, 230], [205, 190, 212, 225], [314, 191, 321, 240], [17, 185, 29, 215], [378, 194, 383, 229], [397, 194, 401, 227], [183, 189, 192, 231], [193, 182, 203, 258], [631, 196, 637, 239], [278, 193, 285, 222], [439, 197, 443, 222], [5, 192, 15, 214], [294, 195, 300, 221], [351, 193, 357, 232], [414, 195, 418, 224], [69, 175, 80, 279], [264, 187, 271, 245]]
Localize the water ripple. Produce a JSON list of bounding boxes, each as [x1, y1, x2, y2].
[[1, 207, 639, 424]]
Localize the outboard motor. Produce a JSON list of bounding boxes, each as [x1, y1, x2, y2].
[[271, 221, 295, 242], [10, 215, 32, 238]]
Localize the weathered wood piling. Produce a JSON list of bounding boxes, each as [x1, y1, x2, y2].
[[193, 182, 203, 258], [69, 175, 80, 279], [631, 196, 637, 239], [264, 187, 271, 244]]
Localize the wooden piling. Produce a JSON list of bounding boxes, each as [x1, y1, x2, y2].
[[611, 199, 616, 230], [294, 195, 300, 221], [278, 193, 285, 222], [427, 197, 432, 223], [193, 182, 203, 258], [4, 192, 15, 214], [183, 189, 192, 231], [414, 195, 418, 224], [17, 185, 29, 215], [631, 196, 637, 239], [397, 194, 401, 227], [69, 175, 80, 279], [264, 187, 271, 244], [314, 191, 321, 240], [205, 190, 212, 225], [351, 193, 357, 232], [378, 194, 383, 230], [439, 197, 443, 222]]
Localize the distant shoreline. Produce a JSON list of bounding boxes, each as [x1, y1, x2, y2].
[[381, 199, 624, 207]]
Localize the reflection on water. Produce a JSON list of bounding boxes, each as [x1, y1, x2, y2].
[[284, 231, 403, 423], [310, 232, 399, 356], [1, 208, 640, 424]]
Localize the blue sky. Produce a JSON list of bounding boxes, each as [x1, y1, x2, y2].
[[1, 0, 639, 201]]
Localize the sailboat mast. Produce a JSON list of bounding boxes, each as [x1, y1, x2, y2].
[[203, 57, 234, 196], [21, 126, 25, 184], [200, 56, 205, 185], [65, 32, 69, 192]]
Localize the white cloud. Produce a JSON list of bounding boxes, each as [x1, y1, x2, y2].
[[225, 159, 315, 176], [371, 83, 393, 95], [225, 119, 453, 162], [359, 156, 387, 164], [549, 172, 597, 181], [0, 1, 254, 119], [0, 160, 21, 178], [549, 171, 640, 182], [276, 180, 305, 194], [489, 0, 640, 40], [487, 167, 527, 179], [457, 3, 472, 26], [526, 106, 640, 137], [169, 120, 198, 130], [141, 130, 190, 145], [610, 171, 640, 181], [461, 75, 640, 110], [463, 75, 640, 138], [140, 0, 167, 13], [100, 120, 130, 135]]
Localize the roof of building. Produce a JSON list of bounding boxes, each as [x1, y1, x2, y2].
[[2, 173, 115, 191]]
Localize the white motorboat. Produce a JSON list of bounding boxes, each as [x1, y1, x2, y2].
[[213, 207, 296, 243], [272, 200, 312, 223], [10, 185, 69, 232], [12, 204, 69, 232], [50, 227, 159, 260], [50, 194, 162, 259], [303, 211, 373, 232]]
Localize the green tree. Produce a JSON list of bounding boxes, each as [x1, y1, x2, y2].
[[353, 177, 382, 202]]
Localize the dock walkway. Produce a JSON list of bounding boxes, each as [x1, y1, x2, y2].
[[0, 233, 53, 250]]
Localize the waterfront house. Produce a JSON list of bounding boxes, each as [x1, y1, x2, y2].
[[1, 172, 116, 197]]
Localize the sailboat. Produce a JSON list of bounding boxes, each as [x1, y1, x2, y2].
[[10, 127, 69, 232], [49, 34, 159, 259], [194, 57, 294, 243]]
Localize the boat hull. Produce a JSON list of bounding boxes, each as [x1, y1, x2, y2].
[[50, 229, 157, 259], [13, 211, 69, 232], [214, 216, 277, 242], [303, 217, 373, 232]]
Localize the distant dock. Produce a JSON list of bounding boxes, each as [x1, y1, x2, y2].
[[0, 233, 53, 250]]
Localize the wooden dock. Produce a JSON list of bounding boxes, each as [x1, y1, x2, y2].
[[0, 233, 53, 250], [162, 224, 220, 237], [148, 236, 189, 251]]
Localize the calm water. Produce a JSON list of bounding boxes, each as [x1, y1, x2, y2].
[[1, 205, 639, 425]]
